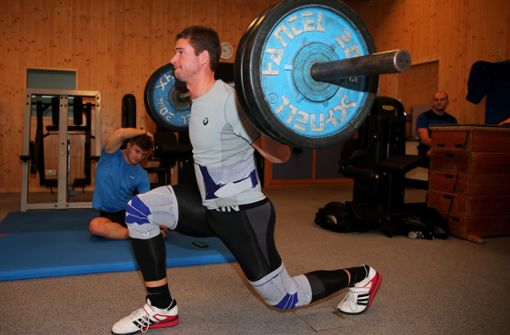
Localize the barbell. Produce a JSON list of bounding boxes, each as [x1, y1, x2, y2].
[[144, 0, 411, 148]]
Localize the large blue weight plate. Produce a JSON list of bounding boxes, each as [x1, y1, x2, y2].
[[235, 5, 282, 141], [144, 63, 191, 131], [242, 0, 378, 148], [235, 6, 271, 117]]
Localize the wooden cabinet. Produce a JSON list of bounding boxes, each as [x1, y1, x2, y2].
[[428, 125, 510, 242]]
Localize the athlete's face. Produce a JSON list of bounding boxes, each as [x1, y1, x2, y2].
[[170, 38, 202, 82], [125, 143, 149, 166]]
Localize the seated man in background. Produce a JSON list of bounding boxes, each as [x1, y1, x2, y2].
[[416, 91, 458, 162], [89, 128, 153, 239]]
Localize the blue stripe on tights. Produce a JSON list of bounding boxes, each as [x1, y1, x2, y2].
[[125, 196, 151, 225], [274, 292, 298, 310]]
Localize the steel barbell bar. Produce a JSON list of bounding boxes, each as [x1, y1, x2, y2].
[[310, 49, 411, 85]]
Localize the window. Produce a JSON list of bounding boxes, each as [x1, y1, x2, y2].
[[26, 68, 76, 90]]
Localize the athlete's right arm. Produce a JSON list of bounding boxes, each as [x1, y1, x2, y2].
[[104, 128, 149, 153], [252, 133, 291, 164]]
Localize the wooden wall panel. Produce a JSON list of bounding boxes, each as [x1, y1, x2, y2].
[[398, 61, 439, 117], [1, 0, 509, 192], [0, 0, 277, 192]]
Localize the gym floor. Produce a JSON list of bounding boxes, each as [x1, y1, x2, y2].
[[1, 184, 509, 335]]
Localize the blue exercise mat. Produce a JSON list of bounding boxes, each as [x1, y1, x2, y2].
[[0, 209, 235, 282]]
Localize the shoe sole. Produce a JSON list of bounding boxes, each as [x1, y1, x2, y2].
[[150, 317, 179, 329], [340, 272, 382, 315]]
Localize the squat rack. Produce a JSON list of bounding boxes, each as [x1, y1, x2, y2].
[[20, 89, 102, 211]]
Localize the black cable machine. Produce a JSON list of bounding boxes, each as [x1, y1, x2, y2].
[[331, 96, 426, 231]]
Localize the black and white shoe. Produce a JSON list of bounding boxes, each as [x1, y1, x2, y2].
[[112, 299, 179, 334], [337, 266, 382, 315]]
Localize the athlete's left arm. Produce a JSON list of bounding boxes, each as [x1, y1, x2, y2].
[[227, 90, 291, 164], [252, 134, 291, 164]]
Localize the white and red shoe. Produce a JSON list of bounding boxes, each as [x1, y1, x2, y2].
[[337, 266, 381, 315], [112, 299, 179, 334]]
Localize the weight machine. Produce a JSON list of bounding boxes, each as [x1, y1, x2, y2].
[[338, 96, 422, 218], [19, 89, 102, 211], [329, 96, 449, 239]]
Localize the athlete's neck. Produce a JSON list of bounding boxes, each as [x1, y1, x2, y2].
[[187, 72, 216, 100]]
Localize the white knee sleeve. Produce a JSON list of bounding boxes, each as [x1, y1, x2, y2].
[[249, 264, 312, 310], [125, 186, 179, 239]]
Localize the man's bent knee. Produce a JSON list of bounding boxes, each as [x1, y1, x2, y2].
[[126, 186, 179, 239], [88, 217, 128, 239], [88, 217, 108, 236], [250, 264, 312, 310]]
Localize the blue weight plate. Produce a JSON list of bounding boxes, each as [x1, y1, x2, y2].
[[235, 6, 270, 116], [144, 63, 191, 131], [243, 0, 378, 148], [235, 5, 282, 141]]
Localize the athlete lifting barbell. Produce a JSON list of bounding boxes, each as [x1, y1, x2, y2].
[[145, 0, 410, 148], [111, 0, 410, 333]]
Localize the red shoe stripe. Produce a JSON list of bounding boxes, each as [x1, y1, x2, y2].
[[365, 273, 382, 309], [149, 316, 179, 329]]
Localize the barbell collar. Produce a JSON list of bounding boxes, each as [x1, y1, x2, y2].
[[310, 49, 411, 85]]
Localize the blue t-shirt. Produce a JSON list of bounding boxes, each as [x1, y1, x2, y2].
[[416, 110, 457, 156], [92, 149, 150, 212]]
